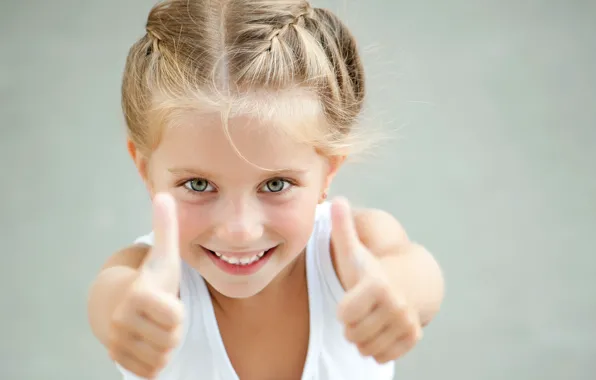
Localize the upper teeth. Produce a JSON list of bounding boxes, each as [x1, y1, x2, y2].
[[214, 251, 266, 265]]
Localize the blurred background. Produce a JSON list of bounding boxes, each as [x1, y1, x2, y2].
[[1, 0, 594, 379]]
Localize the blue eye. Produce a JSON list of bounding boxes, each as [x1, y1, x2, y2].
[[184, 179, 215, 192], [261, 178, 291, 193]]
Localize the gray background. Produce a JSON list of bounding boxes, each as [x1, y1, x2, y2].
[[1, 0, 594, 379]]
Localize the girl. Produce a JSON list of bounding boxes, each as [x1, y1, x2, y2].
[[87, 1, 445, 379]]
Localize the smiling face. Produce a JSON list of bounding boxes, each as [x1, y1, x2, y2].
[[133, 110, 343, 298]]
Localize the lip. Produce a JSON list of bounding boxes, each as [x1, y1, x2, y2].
[[206, 249, 271, 258], [201, 245, 277, 276]]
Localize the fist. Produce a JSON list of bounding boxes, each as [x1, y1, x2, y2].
[[331, 197, 422, 364], [108, 193, 184, 379]]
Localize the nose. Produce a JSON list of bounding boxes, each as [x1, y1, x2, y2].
[[214, 200, 264, 246]]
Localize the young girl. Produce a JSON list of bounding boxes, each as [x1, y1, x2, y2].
[[87, 1, 445, 379]]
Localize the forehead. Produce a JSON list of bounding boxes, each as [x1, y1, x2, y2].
[[153, 111, 324, 176]]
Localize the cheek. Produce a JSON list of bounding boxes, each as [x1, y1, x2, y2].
[[266, 191, 319, 245], [176, 203, 211, 246]]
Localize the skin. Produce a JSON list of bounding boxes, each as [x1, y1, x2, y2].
[[87, 106, 445, 379]]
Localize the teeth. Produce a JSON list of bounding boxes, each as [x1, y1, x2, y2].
[[215, 251, 266, 265]]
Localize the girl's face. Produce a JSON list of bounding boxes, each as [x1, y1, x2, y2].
[[137, 112, 343, 298]]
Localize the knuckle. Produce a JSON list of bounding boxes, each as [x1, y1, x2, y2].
[[343, 327, 356, 343], [164, 331, 180, 350], [357, 345, 367, 356], [370, 280, 388, 298], [123, 287, 141, 305], [336, 303, 350, 324], [402, 316, 417, 333], [152, 330, 180, 352], [375, 285, 394, 305], [112, 352, 154, 379], [412, 327, 423, 343], [163, 309, 182, 328], [142, 367, 158, 379], [107, 348, 120, 362], [129, 287, 153, 309], [110, 312, 128, 331], [121, 362, 136, 375], [416, 327, 424, 341], [392, 344, 405, 359], [403, 328, 421, 348], [374, 354, 391, 364], [380, 346, 401, 363], [390, 306, 405, 322], [397, 310, 418, 332], [107, 328, 123, 350], [153, 296, 184, 328], [166, 323, 184, 346], [377, 344, 399, 363], [394, 299, 409, 313], [155, 352, 171, 369], [108, 323, 132, 348], [357, 342, 373, 356], [170, 299, 185, 324]]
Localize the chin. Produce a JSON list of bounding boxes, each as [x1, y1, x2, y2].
[[207, 278, 273, 299]]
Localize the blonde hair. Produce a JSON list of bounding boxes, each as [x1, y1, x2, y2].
[[121, 0, 368, 158]]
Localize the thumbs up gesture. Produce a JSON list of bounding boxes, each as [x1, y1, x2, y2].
[[331, 197, 422, 364], [108, 193, 185, 379]]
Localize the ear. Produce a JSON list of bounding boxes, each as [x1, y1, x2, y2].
[[127, 138, 153, 193], [323, 155, 346, 191]]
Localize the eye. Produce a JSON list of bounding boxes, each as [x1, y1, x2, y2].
[[261, 178, 291, 193], [183, 178, 215, 192]]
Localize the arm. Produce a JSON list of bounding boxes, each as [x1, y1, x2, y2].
[[333, 208, 445, 327], [87, 244, 150, 347]]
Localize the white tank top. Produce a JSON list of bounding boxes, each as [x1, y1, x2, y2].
[[117, 202, 395, 380]]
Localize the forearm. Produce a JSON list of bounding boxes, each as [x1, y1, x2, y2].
[[87, 266, 140, 347], [379, 243, 444, 326]]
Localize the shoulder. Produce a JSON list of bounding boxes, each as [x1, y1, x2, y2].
[[327, 206, 410, 290], [352, 207, 410, 256], [101, 243, 151, 271], [100, 232, 155, 270]]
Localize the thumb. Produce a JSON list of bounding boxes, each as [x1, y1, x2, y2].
[[140, 192, 181, 295], [330, 197, 366, 290]]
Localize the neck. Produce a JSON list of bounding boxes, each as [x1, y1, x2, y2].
[[207, 250, 308, 314]]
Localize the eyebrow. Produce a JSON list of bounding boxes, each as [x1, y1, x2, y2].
[[167, 167, 309, 178], [168, 167, 213, 177]]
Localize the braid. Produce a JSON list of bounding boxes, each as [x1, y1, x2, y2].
[[122, 0, 370, 157], [307, 7, 365, 130], [145, 31, 161, 56], [265, 8, 313, 52]]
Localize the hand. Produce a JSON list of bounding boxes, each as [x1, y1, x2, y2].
[[108, 193, 184, 379], [331, 197, 422, 364]]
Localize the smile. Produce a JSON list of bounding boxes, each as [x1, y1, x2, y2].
[[212, 250, 267, 265], [201, 246, 278, 275]]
